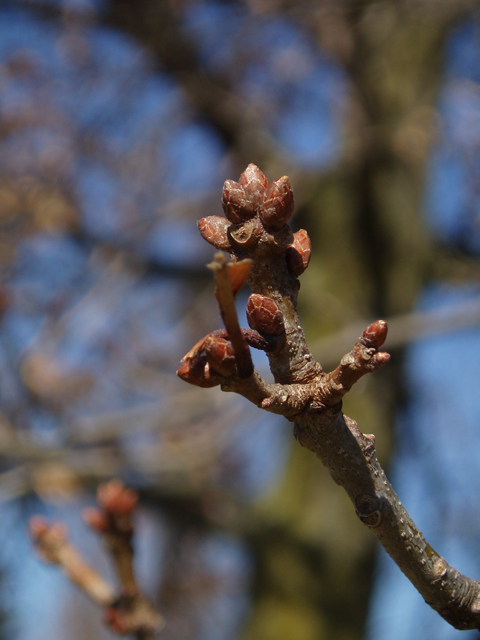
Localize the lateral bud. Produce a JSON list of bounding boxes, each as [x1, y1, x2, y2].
[[238, 164, 269, 208], [246, 294, 285, 336], [204, 335, 237, 377], [260, 176, 294, 230], [222, 180, 254, 223], [285, 229, 311, 276], [197, 216, 232, 251], [176, 352, 222, 388], [198, 216, 232, 250]]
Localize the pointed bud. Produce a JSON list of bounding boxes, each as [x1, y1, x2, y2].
[[373, 351, 390, 367], [362, 320, 388, 349], [260, 176, 294, 230], [222, 180, 254, 223], [198, 216, 231, 250], [238, 164, 268, 208], [97, 480, 138, 515], [177, 353, 222, 388], [285, 229, 311, 276], [246, 294, 285, 336], [204, 335, 236, 377]]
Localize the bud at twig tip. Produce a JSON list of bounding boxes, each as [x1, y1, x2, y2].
[[363, 320, 388, 348], [260, 176, 295, 230]]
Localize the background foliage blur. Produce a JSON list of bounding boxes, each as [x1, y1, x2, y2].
[[2, 1, 480, 639]]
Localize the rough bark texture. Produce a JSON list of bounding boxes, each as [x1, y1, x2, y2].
[[179, 164, 480, 631]]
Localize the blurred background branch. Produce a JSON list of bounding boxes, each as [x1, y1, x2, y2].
[[0, 1, 480, 639]]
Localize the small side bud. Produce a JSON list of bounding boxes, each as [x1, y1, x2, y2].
[[222, 180, 254, 223], [373, 351, 390, 367], [238, 164, 269, 208], [198, 216, 232, 250], [204, 335, 236, 377], [246, 294, 285, 336], [177, 352, 222, 388], [286, 229, 311, 276], [260, 176, 294, 230]]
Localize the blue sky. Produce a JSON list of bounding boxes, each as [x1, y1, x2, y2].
[[1, 3, 480, 640]]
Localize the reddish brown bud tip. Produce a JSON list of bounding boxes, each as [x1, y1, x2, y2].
[[246, 294, 285, 336], [260, 176, 294, 230], [222, 180, 254, 223], [238, 164, 269, 208], [362, 320, 388, 348], [97, 479, 138, 515], [373, 352, 390, 367], [198, 216, 231, 250], [83, 507, 109, 533], [204, 335, 236, 377], [177, 353, 222, 388], [29, 517, 68, 562], [285, 229, 311, 276], [29, 515, 48, 540]]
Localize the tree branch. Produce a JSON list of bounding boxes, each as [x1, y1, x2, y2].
[[178, 164, 480, 631], [30, 480, 164, 640]]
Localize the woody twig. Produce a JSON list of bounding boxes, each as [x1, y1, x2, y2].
[[178, 163, 480, 631], [30, 480, 164, 639]]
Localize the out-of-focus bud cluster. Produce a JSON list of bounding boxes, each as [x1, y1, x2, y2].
[[197, 164, 311, 277], [177, 333, 237, 388], [83, 479, 138, 535], [29, 516, 69, 564]]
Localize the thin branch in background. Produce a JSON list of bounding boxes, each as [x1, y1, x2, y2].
[[30, 480, 164, 640]]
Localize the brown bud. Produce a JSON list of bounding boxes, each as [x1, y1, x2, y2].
[[246, 294, 285, 336], [176, 352, 222, 388], [198, 216, 231, 250], [222, 180, 254, 223], [238, 164, 268, 208], [373, 351, 390, 367], [29, 517, 69, 563], [260, 176, 294, 230], [204, 335, 236, 377], [362, 320, 388, 349], [285, 229, 311, 276], [97, 479, 138, 515]]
